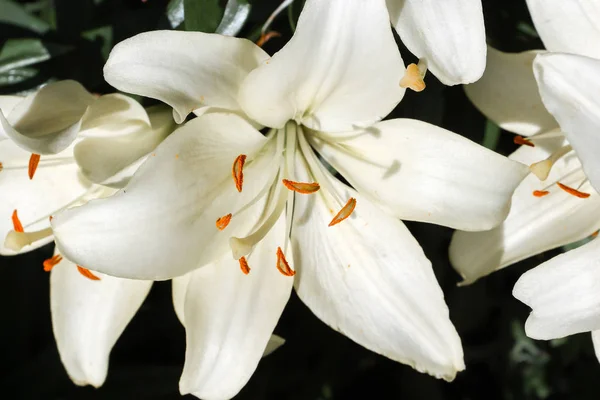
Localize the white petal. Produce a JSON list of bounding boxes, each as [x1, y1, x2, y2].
[[172, 273, 192, 325], [104, 30, 268, 124], [451, 142, 600, 284], [0, 141, 92, 255], [387, 0, 486, 85], [1, 80, 95, 154], [0, 95, 23, 115], [526, 0, 600, 58], [311, 119, 528, 231], [513, 238, 600, 339], [51, 252, 152, 387], [534, 53, 600, 194], [262, 335, 285, 357], [52, 112, 279, 280], [74, 105, 175, 186], [592, 331, 600, 364], [239, 0, 404, 132], [180, 218, 292, 400], [291, 150, 464, 380], [464, 48, 557, 136], [79, 93, 151, 137]]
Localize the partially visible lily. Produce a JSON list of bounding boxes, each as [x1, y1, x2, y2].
[[513, 53, 600, 361], [450, 0, 600, 284], [50, 0, 526, 398], [261, 0, 486, 85]]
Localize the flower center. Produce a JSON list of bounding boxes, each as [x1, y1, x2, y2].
[[216, 121, 356, 275]]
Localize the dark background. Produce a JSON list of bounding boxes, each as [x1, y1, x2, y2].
[[1, 0, 599, 398]]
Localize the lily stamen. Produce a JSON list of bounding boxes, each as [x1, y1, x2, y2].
[[529, 145, 572, 181], [43, 255, 63, 272], [216, 213, 233, 230], [514, 136, 534, 147], [557, 182, 590, 198], [275, 247, 295, 276], [77, 265, 101, 281], [28, 153, 41, 180], [12, 209, 24, 232], [232, 154, 247, 192], [532, 190, 550, 197], [400, 63, 426, 92], [281, 179, 320, 194], [329, 198, 357, 227], [239, 256, 251, 275]]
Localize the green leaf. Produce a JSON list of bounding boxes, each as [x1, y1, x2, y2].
[[184, 0, 224, 33], [216, 0, 251, 36], [0, 0, 51, 33], [0, 39, 72, 75], [482, 119, 501, 150], [82, 26, 113, 60], [0, 67, 39, 87]]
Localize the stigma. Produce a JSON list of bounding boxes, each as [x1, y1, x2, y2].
[[400, 63, 426, 92]]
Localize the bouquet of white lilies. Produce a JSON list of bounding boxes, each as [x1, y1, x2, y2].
[[1, 0, 599, 399]]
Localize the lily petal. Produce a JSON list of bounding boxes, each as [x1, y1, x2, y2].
[[534, 53, 600, 194], [526, 0, 600, 59], [79, 93, 151, 138], [311, 119, 529, 231], [0, 141, 92, 255], [51, 252, 152, 387], [291, 149, 464, 381], [592, 331, 600, 363], [74, 105, 175, 187], [52, 112, 279, 280], [451, 142, 600, 284], [180, 218, 292, 400], [104, 30, 268, 124], [464, 48, 557, 136], [513, 238, 600, 339], [0, 95, 23, 115], [239, 0, 404, 132], [387, 0, 486, 85], [0, 80, 95, 154]]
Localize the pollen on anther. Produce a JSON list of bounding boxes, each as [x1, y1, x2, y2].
[[77, 265, 101, 281], [232, 154, 247, 192], [329, 198, 357, 227], [276, 247, 295, 277], [43, 255, 63, 272], [11, 209, 24, 233], [216, 213, 232, 230], [0, 162, 3, 172], [282, 179, 320, 194], [28, 153, 40, 180], [557, 182, 590, 198], [591, 230, 599, 238], [514, 136, 535, 147], [239, 256, 251, 275], [532, 190, 550, 197]]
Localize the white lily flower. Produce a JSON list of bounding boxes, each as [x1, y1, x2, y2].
[[50, 0, 526, 397], [450, 0, 600, 284], [386, 0, 486, 85]]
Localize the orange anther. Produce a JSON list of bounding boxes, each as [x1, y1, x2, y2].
[[239, 256, 251, 275], [77, 265, 101, 281], [282, 179, 320, 194], [0, 162, 3, 171], [11, 209, 24, 233], [557, 182, 590, 198], [257, 31, 282, 47], [399, 63, 426, 92], [591, 230, 599, 238], [28, 153, 40, 180], [276, 247, 295, 277], [514, 136, 535, 147], [232, 154, 247, 192], [216, 213, 232, 230], [43, 255, 63, 272], [328, 198, 357, 227], [532, 190, 550, 197]]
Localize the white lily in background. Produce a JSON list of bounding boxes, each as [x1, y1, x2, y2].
[[0, 94, 178, 386], [449, 0, 600, 284], [513, 52, 600, 359], [50, 0, 525, 398]]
